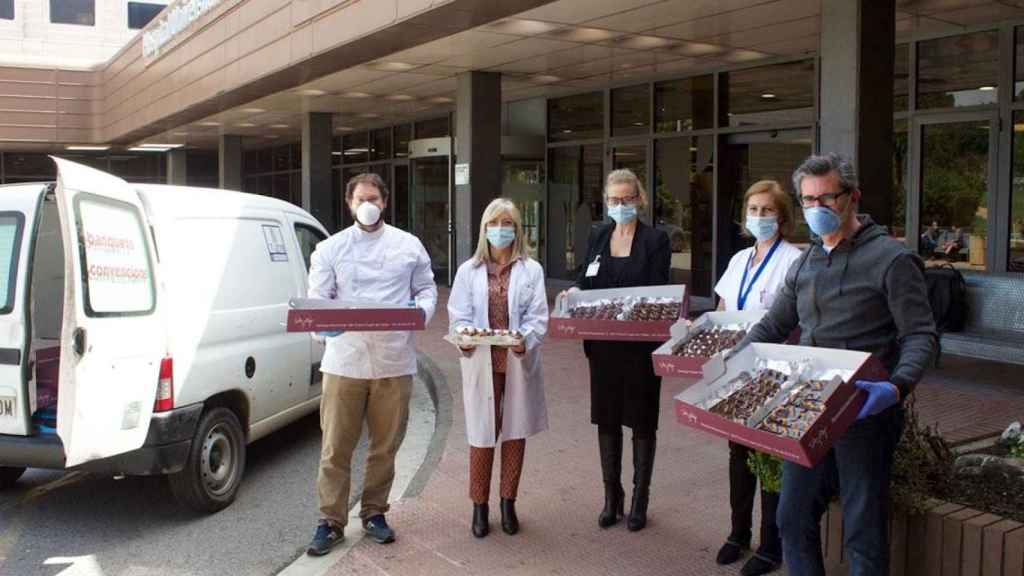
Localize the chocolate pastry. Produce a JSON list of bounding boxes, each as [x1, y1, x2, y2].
[[708, 368, 786, 423], [672, 326, 748, 358], [758, 379, 832, 438]]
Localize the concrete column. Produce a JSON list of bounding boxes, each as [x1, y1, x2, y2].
[[454, 71, 502, 268], [302, 112, 335, 231], [818, 0, 895, 227], [219, 134, 243, 191], [167, 148, 187, 185]]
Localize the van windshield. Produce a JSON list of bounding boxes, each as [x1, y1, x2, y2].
[[0, 213, 23, 315]]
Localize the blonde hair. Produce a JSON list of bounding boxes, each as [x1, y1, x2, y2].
[[472, 198, 530, 265], [604, 168, 648, 211], [742, 180, 795, 240]]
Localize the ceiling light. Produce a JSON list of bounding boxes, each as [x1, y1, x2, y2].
[[548, 27, 619, 42], [618, 35, 676, 50], [129, 146, 170, 152], [485, 18, 561, 36], [241, 108, 265, 114], [367, 61, 418, 72], [428, 96, 454, 104], [723, 49, 766, 62], [236, 123, 257, 128], [979, 85, 996, 91], [358, 113, 380, 119], [562, 129, 573, 134], [675, 42, 727, 57], [269, 124, 289, 128], [632, 122, 644, 126], [760, 93, 777, 100], [530, 74, 560, 84], [140, 143, 184, 149], [172, 131, 188, 136], [65, 145, 110, 151], [341, 92, 373, 99], [385, 94, 415, 101], [294, 88, 327, 96], [197, 121, 220, 126], [335, 126, 354, 132]]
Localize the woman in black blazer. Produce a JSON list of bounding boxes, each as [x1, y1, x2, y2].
[[563, 168, 671, 532]]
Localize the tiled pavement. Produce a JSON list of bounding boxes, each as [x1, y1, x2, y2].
[[327, 288, 1024, 576]]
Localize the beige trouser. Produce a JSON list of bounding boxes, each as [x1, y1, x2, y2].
[[317, 373, 413, 528]]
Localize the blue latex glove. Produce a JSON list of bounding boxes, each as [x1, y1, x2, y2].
[[317, 330, 343, 338], [854, 380, 900, 420]]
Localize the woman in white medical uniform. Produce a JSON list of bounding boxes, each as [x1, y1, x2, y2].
[[714, 180, 803, 576], [448, 198, 549, 540]]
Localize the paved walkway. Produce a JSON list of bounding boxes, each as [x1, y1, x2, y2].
[[324, 288, 1024, 576]]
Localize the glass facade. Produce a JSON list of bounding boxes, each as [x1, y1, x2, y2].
[[0, 152, 167, 184], [655, 136, 714, 296], [1011, 112, 1024, 272], [612, 84, 650, 137], [128, 2, 164, 29], [50, 0, 94, 25], [415, 117, 449, 139], [548, 92, 604, 142], [723, 60, 814, 128], [919, 121, 991, 270], [654, 75, 714, 133], [1, 0, 12, 20], [547, 145, 603, 280], [895, 44, 909, 113], [917, 31, 999, 109], [243, 142, 301, 206]]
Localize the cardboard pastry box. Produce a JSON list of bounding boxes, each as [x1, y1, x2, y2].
[[286, 298, 425, 332], [652, 310, 767, 377], [673, 343, 887, 467], [549, 285, 688, 342]]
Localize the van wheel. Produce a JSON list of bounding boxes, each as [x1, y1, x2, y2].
[[168, 407, 246, 513], [0, 466, 26, 489]]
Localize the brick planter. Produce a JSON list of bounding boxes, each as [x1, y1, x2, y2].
[[822, 500, 1024, 575]]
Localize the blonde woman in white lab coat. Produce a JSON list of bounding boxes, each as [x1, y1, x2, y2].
[[448, 198, 549, 540]]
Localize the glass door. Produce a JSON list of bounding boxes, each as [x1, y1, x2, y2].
[[503, 161, 545, 266], [411, 156, 451, 284], [610, 143, 650, 222], [911, 113, 997, 272], [547, 144, 604, 280], [392, 164, 409, 231]]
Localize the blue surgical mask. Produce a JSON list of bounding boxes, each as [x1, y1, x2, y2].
[[607, 204, 638, 225], [803, 206, 840, 237], [745, 215, 779, 242], [486, 225, 516, 248]]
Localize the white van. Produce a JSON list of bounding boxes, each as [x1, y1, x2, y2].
[[0, 158, 328, 512]]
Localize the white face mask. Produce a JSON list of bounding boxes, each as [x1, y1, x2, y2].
[[355, 202, 382, 226]]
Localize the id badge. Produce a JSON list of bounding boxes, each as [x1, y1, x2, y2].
[[585, 255, 601, 277]]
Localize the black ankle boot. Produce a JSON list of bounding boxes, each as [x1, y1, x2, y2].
[[598, 430, 624, 528], [472, 503, 489, 538], [500, 498, 519, 535], [627, 434, 656, 532]]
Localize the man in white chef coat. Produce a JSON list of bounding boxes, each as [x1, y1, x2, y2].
[[305, 172, 437, 555]]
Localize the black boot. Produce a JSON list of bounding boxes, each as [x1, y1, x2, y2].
[[598, 429, 624, 528], [500, 498, 519, 535], [472, 503, 489, 538], [627, 434, 656, 532]]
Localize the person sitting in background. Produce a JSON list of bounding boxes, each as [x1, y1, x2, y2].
[[920, 221, 939, 256], [942, 225, 965, 260]]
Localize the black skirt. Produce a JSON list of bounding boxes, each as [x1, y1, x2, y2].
[[586, 339, 662, 433]]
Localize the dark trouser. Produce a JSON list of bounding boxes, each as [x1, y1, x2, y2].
[[728, 442, 782, 563], [777, 406, 905, 576]]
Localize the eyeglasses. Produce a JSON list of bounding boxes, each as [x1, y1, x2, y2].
[[606, 194, 639, 207], [799, 189, 850, 208]]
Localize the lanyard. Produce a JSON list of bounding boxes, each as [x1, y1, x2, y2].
[[737, 236, 782, 311]]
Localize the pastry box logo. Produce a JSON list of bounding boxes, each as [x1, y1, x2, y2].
[[678, 408, 699, 425], [808, 428, 829, 449], [656, 361, 677, 374], [556, 323, 577, 335], [293, 314, 315, 330]]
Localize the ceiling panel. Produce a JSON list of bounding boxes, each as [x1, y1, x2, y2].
[[703, 16, 819, 49], [584, 0, 777, 33], [304, 68, 394, 93], [928, 3, 1024, 25], [751, 33, 819, 56], [441, 37, 580, 68], [516, 0, 666, 25], [383, 30, 522, 64], [895, 0, 992, 16], [654, 0, 821, 41]]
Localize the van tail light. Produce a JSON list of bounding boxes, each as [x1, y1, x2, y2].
[[154, 357, 174, 412]]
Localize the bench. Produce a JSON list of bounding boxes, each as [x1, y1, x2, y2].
[[940, 272, 1024, 366]]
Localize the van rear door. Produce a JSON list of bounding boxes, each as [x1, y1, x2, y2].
[[0, 186, 42, 436], [52, 158, 167, 467]]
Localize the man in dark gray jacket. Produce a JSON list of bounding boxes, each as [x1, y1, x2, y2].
[[738, 154, 936, 576]]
